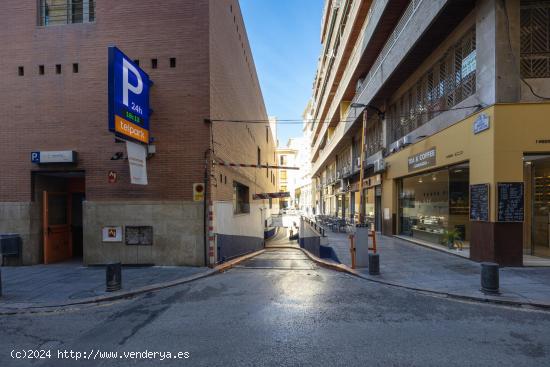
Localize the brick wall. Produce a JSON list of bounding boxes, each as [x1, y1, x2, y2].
[[209, 0, 278, 205], [0, 0, 211, 202]]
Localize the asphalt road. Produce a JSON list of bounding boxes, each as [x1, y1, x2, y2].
[[1, 248, 550, 367]]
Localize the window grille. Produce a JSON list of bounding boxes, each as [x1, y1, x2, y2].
[[388, 27, 476, 143], [39, 0, 95, 26], [521, 1, 550, 78]]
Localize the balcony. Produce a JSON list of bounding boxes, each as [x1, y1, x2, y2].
[[311, 0, 410, 160], [313, 0, 476, 173]]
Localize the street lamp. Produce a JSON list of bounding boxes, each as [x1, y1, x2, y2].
[[349, 103, 385, 120], [349, 103, 384, 225]]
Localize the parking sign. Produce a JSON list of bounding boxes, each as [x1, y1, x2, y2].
[[108, 47, 152, 144]]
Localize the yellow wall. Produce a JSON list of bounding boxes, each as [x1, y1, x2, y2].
[[382, 103, 550, 226]]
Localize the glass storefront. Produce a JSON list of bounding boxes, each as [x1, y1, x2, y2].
[[524, 155, 550, 258], [399, 163, 470, 250]]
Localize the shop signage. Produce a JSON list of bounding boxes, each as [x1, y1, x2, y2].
[[108, 46, 152, 144], [126, 141, 148, 185], [193, 183, 205, 202], [31, 151, 77, 164], [470, 184, 489, 221], [473, 113, 490, 134], [102, 226, 122, 242], [408, 147, 436, 172], [497, 182, 524, 222]]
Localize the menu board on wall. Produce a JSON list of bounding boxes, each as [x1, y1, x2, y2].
[[497, 182, 524, 222], [470, 184, 490, 221]]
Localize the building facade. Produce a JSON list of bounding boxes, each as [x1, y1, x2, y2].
[[309, 0, 550, 265], [0, 0, 277, 266]]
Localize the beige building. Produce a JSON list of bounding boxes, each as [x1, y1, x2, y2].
[[309, 0, 550, 266]]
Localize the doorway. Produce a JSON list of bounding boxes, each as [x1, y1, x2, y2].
[[33, 171, 85, 264], [524, 155, 550, 259]]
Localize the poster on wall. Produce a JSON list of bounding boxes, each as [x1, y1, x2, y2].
[[469, 184, 489, 221], [497, 182, 524, 222]]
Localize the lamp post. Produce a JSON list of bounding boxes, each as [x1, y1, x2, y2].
[[349, 103, 384, 225]]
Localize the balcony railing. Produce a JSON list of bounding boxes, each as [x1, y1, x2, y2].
[[349, 0, 423, 111]]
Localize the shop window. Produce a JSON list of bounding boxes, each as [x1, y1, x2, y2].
[[233, 181, 250, 214], [39, 0, 96, 26], [398, 164, 470, 250]]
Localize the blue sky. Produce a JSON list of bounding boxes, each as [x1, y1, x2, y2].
[[240, 0, 324, 147]]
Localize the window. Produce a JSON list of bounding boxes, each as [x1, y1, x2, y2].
[[521, 1, 550, 78], [266, 162, 269, 177], [387, 27, 476, 143], [39, 65, 45, 75], [151, 59, 158, 69], [72, 63, 79, 73], [133, 60, 140, 66], [170, 58, 176, 68], [266, 126, 269, 143], [257, 147, 261, 166], [39, 0, 96, 26], [18, 67, 24, 76], [56, 64, 61, 74], [233, 182, 250, 214]]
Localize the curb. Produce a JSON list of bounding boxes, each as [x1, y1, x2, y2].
[[292, 245, 550, 311], [0, 249, 266, 316]]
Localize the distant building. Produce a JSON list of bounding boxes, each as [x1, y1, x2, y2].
[[0, 0, 277, 266], [309, 0, 550, 266]]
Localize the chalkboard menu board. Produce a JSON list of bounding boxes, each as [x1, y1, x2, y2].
[[497, 182, 524, 222], [470, 184, 489, 221]]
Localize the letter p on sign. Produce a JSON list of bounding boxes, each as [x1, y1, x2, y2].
[[122, 58, 143, 107]]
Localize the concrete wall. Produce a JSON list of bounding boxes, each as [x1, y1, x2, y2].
[[83, 201, 204, 266], [0, 202, 41, 265]]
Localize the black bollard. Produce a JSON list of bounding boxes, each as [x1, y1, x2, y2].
[[106, 262, 122, 292], [368, 253, 380, 275], [481, 262, 499, 294]]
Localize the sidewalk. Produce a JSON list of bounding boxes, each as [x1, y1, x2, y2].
[[324, 231, 550, 307], [0, 261, 207, 308]]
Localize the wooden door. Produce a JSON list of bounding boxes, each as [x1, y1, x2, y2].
[[43, 191, 72, 264]]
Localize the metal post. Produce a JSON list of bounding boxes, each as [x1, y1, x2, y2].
[[368, 253, 380, 275], [106, 263, 121, 292], [349, 234, 356, 269], [358, 111, 367, 225], [481, 262, 499, 294]]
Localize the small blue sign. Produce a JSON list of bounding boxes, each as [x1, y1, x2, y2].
[[473, 113, 490, 134], [108, 47, 152, 144], [31, 152, 40, 163]]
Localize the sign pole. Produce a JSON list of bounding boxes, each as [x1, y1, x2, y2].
[[358, 110, 367, 225]]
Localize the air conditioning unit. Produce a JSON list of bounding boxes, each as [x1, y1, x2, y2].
[[339, 179, 345, 191], [356, 78, 364, 92], [374, 159, 386, 173], [401, 135, 412, 147]]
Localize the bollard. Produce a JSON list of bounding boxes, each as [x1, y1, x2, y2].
[[106, 262, 122, 292], [368, 253, 380, 275], [481, 262, 499, 294]]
